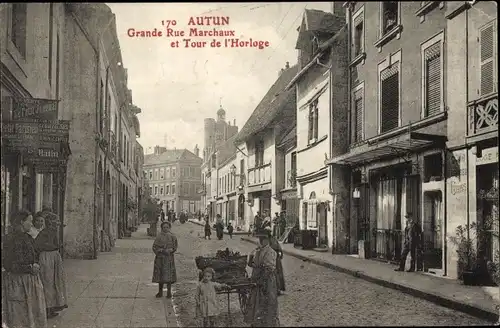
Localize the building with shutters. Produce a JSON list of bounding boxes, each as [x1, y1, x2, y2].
[[326, 2, 450, 268], [144, 146, 202, 216], [445, 1, 498, 280], [285, 6, 348, 251]]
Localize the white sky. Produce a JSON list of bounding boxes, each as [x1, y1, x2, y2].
[[107, 2, 331, 154]]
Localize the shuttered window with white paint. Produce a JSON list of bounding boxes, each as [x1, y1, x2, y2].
[[480, 22, 497, 96], [352, 87, 364, 143], [380, 65, 399, 133], [424, 42, 442, 117]]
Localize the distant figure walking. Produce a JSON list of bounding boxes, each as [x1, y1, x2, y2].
[[160, 209, 166, 222], [227, 222, 234, 239], [152, 222, 178, 298], [204, 220, 212, 240], [214, 215, 224, 240]]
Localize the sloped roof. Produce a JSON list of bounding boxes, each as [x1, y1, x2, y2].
[[234, 64, 299, 144], [295, 9, 345, 50], [217, 135, 237, 167], [277, 126, 296, 148], [144, 149, 185, 165]]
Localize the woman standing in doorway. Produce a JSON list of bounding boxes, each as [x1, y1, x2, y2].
[[35, 211, 68, 318], [2, 210, 48, 328], [152, 221, 178, 298]]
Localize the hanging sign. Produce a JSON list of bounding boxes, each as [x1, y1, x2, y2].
[[12, 97, 59, 121]]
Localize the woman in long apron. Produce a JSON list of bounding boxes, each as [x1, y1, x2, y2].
[[245, 229, 280, 327], [2, 210, 48, 328], [35, 211, 68, 318], [152, 221, 178, 298]]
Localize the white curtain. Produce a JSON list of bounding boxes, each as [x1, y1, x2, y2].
[[376, 179, 397, 230]]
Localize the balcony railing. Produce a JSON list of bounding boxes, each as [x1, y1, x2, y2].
[[248, 163, 271, 186], [468, 93, 498, 136], [372, 228, 402, 263]]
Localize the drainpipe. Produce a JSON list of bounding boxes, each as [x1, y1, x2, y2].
[[464, 5, 471, 266]]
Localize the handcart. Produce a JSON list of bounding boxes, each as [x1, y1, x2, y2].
[[195, 251, 256, 326]]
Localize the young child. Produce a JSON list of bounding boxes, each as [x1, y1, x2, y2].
[[227, 222, 234, 239], [195, 267, 229, 327]]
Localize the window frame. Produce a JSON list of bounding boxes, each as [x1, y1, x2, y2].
[[379, 1, 401, 37], [308, 99, 319, 144], [160, 168, 164, 180], [172, 184, 176, 195], [420, 31, 445, 119], [351, 81, 365, 144], [479, 20, 498, 97], [352, 6, 365, 60], [7, 4, 28, 75], [377, 50, 402, 135]]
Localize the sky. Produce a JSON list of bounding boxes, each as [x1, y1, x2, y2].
[[107, 2, 332, 155]]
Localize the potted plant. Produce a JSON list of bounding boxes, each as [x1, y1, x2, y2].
[[449, 223, 479, 285]]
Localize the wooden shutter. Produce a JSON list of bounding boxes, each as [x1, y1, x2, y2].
[[480, 23, 496, 96], [425, 42, 441, 116], [380, 65, 399, 133], [353, 88, 364, 142]]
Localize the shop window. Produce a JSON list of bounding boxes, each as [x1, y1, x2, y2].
[[11, 4, 27, 58], [423, 153, 443, 182], [308, 99, 319, 144], [379, 57, 400, 133], [479, 21, 497, 96]]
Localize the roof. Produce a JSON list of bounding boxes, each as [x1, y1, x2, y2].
[[295, 9, 344, 49], [217, 135, 237, 167], [277, 126, 296, 148], [234, 64, 299, 144], [144, 149, 201, 166]]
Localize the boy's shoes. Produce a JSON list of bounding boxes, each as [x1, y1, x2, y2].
[[155, 292, 163, 298]]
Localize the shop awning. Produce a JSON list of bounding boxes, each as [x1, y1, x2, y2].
[[326, 131, 446, 166]]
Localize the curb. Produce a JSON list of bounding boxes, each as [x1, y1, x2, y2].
[[241, 237, 498, 323], [188, 220, 249, 236]]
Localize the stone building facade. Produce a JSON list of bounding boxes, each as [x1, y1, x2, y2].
[[144, 146, 202, 216], [1, 3, 144, 259]]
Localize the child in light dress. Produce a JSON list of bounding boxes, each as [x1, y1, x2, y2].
[[195, 267, 230, 327]]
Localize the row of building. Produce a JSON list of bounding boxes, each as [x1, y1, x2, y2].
[[201, 1, 498, 280], [1, 3, 144, 259]]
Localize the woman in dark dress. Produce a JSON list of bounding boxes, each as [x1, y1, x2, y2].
[[2, 210, 48, 328], [269, 234, 286, 295], [35, 211, 68, 318], [214, 215, 224, 240], [152, 221, 178, 298], [204, 220, 212, 240]]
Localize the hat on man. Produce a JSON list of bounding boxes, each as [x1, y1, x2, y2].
[[404, 212, 413, 219]]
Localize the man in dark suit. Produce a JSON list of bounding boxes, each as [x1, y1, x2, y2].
[[395, 212, 422, 272]]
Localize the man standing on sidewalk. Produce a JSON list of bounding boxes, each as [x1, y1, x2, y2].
[[395, 213, 422, 272]]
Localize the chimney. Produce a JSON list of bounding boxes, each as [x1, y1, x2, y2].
[[285, 61, 290, 69], [194, 144, 200, 157], [154, 145, 160, 155]]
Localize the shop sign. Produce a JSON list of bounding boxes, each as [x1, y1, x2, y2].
[[12, 97, 59, 121], [476, 147, 498, 166], [2, 120, 70, 151]]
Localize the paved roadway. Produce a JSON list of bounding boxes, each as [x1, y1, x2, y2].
[[172, 221, 490, 327]]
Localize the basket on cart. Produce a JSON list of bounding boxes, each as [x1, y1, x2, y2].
[[195, 250, 255, 319]]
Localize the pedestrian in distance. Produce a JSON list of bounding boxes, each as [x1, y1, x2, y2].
[[204, 220, 212, 240], [35, 211, 68, 318], [152, 221, 178, 298], [227, 222, 234, 239], [195, 267, 230, 327], [3, 210, 48, 328], [160, 209, 166, 222], [261, 210, 272, 231], [395, 212, 423, 272], [214, 215, 224, 240]]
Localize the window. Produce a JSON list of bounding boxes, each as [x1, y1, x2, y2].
[[308, 99, 319, 143], [421, 33, 444, 117], [379, 52, 401, 133], [166, 184, 170, 195], [160, 168, 164, 180], [48, 3, 54, 84], [353, 7, 365, 58], [11, 4, 27, 57], [479, 21, 497, 96], [154, 185, 158, 195], [190, 167, 195, 177], [149, 170, 152, 179], [255, 140, 264, 167], [381, 2, 399, 36], [160, 186, 164, 195], [351, 83, 364, 143], [184, 183, 189, 195], [172, 167, 176, 178], [154, 169, 158, 180], [240, 159, 245, 176], [144, 171, 147, 178], [149, 186, 152, 194], [172, 184, 176, 194]]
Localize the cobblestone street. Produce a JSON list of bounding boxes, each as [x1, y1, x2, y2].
[[173, 221, 491, 327]]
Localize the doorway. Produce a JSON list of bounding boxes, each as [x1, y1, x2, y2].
[[318, 202, 328, 247], [422, 191, 443, 271]]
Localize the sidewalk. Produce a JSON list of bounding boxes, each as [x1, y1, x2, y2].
[[241, 236, 500, 323], [51, 224, 178, 328], [188, 219, 249, 235]]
